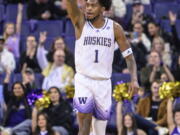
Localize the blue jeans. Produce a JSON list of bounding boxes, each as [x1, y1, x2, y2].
[[12, 119, 32, 135], [134, 114, 158, 135]]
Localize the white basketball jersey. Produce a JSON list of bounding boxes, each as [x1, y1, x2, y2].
[[75, 18, 115, 79]]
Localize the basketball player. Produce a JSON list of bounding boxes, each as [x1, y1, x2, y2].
[[66, 0, 139, 135]]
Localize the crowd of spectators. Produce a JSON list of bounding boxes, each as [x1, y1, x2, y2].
[[0, 0, 180, 135]]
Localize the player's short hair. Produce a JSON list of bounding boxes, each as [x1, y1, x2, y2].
[[98, 0, 112, 11]]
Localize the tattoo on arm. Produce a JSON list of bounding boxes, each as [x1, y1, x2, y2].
[[125, 55, 138, 81], [114, 22, 138, 81]]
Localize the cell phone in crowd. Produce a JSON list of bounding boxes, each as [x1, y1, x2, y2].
[[133, 32, 139, 39], [131, 32, 140, 44]]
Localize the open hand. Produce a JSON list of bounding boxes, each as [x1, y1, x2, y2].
[[129, 80, 139, 97], [39, 31, 47, 45], [41, 11, 51, 20], [4, 67, 12, 83], [169, 11, 177, 25], [18, 3, 23, 12]]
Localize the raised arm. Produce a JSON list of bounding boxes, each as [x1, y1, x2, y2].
[[163, 64, 175, 82], [32, 107, 38, 133], [16, 3, 23, 34], [37, 32, 48, 70], [66, 0, 85, 38], [116, 101, 123, 135], [3, 68, 12, 105], [167, 99, 175, 134], [149, 66, 157, 83], [114, 22, 139, 94]]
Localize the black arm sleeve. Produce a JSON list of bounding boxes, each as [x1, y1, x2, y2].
[[171, 24, 180, 51], [3, 83, 11, 105]]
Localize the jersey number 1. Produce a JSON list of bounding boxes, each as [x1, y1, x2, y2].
[[94, 50, 99, 63]]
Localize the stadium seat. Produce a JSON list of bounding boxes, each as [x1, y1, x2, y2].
[[64, 19, 75, 36], [21, 21, 31, 36], [0, 73, 6, 85], [0, 22, 3, 35], [154, 2, 178, 20], [13, 73, 44, 89], [176, 20, 180, 39], [0, 73, 14, 86], [0, 5, 4, 22], [19, 35, 27, 52], [126, 4, 152, 17], [13, 73, 22, 82], [152, 0, 176, 3], [34, 74, 44, 89], [160, 20, 172, 33], [0, 85, 3, 103], [111, 73, 131, 88], [64, 36, 76, 54], [0, 5, 4, 35], [14, 57, 20, 73], [160, 19, 180, 39], [43, 37, 54, 50], [5, 4, 27, 22], [33, 21, 64, 38], [144, 4, 153, 15]]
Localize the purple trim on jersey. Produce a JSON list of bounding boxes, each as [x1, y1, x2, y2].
[[88, 21, 94, 29], [73, 97, 94, 113], [171, 127, 180, 135], [102, 19, 109, 30], [93, 104, 111, 120], [88, 18, 108, 30]]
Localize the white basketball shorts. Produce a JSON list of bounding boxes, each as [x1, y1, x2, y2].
[[73, 73, 112, 120]]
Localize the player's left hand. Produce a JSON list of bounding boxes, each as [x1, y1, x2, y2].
[[129, 80, 139, 98]]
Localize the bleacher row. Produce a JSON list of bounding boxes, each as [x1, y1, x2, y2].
[[0, 1, 179, 133], [0, 72, 130, 132], [125, 1, 180, 39], [0, 1, 180, 54], [0, 4, 76, 53], [0, 72, 131, 88]]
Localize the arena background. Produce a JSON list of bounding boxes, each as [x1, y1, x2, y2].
[[0, 0, 180, 135]]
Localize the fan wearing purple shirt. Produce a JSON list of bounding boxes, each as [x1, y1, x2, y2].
[[3, 3, 23, 58]]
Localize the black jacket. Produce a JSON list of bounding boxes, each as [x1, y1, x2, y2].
[[113, 43, 147, 73], [27, 0, 67, 20], [43, 100, 73, 134], [3, 83, 31, 126], [20, 51, 41, 73]]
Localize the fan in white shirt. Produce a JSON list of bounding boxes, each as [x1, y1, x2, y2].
[[0, 36, 15, 73], [42, 49, 74, 91]]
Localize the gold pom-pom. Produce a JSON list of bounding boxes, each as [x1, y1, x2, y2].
[[65, 85, 75, 99], [35, 91, 51, 110], [159, 82, 180, 99], [113, 83, 131, 102]]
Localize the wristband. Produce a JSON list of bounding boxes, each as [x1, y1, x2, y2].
[[122, 48, 133, 58]]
